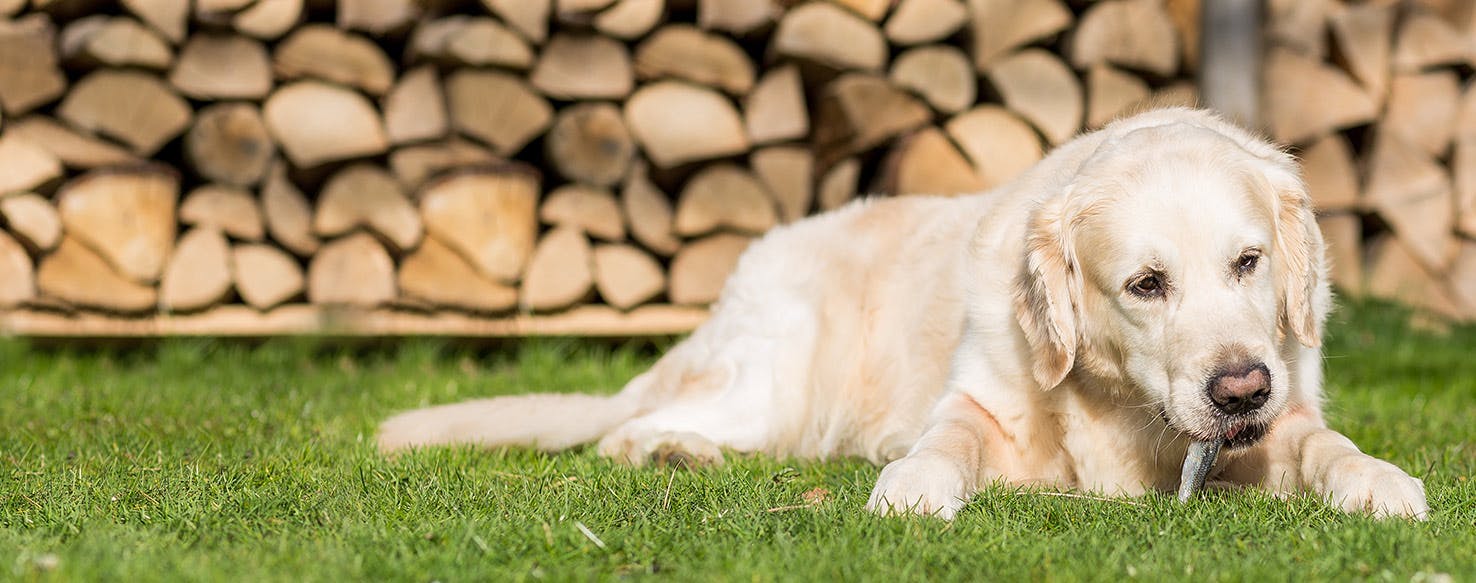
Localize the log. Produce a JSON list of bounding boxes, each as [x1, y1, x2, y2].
[[621, 163, 681, 256], [557, 0, 616, 17], [420, 166, 540, 282], [234, 0, 301, 39], [168, 34, 273, 100], [669, 233, 751, 305], [541, 185, 626, 241], [814, 73, 932, 159], [196, 0, 254, 20], [410, 17, 533, 69], [1328, 1, 1394, 104], [1367, 237, 1464, 319], [968, 0, 1072, 70], [0, 193, 62, 252], [274, 25, 395, 95], [635, 25, 755, 94], [389, 139, 500, 190], [185, 103, 275, 187], [122, 0, 186, 43], [1263, 48, 1378, 145], [315, 164, 423, 252], [1364, 134, 1456, 272], [180, 184, 265, 241], [1265, 0, 1329, 58], [817, 157, 861, 211], [1164, 0, 1199, 71], [446, 69, 553, 156], [833, 0, 890, 21], [1383, 72, 1460, 157], [3, 115, 138, 169], [986, 49, 1083, 145], [546, 103, 635, 187], [697, 0, 774, 34], [1317, 214, 1362, 295], [37, 236, 157, 313], [744, 65, 809, 145], [261, 162, 320, 256], [1085, 64, 1150, 128], [0, 231, 33, 307], [773, 2, 888, 71], [751, 146, 814, 224], [593, 243, 664, 310], [1070, 0, 1179, 77], [56, 165, 178, 283], [0, 134, 63, 195], [676, 164, 778, 236], [1300, 134, 1360, 212], [882, 127, 984, 196], [596, 0, 665, 40], [530, 34, 634, 99], [625, 81, 750, 168], [885, 0, 967, 46], [264, 81, 390, 168], [338, 0, 417, 35], [59, 16, 173, 70], [1392, 10, 1472, 72], [890, 45, 976, 114], [945, 106, 1041, 190], [481, 0, 550, 44], [383, 66, 449, 146], [232, 243, 304, 310], [0, 15, 68, 115], [58, 70, 192, 156], [398, 236, 517, 313], [160, 227, 234, 312], [520, 226, 595, 311], [307, 232, 397, 307]]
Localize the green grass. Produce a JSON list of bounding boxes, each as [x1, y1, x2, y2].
[[1, 302, 1474, 582]]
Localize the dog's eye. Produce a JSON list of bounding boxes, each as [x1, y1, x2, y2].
[[1235, 251, 1260, 276], [1128, 273, 1165, 298]]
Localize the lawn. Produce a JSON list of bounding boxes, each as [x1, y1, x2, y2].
[[2, 302, 1474, 582]]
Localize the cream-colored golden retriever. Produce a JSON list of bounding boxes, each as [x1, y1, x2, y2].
[[379, 108, 1428, 520]]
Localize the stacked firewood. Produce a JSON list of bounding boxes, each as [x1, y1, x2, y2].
[[1266, 0, 1476, 320]]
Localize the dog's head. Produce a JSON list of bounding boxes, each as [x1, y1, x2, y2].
[[1015, 118, 1327, 448]]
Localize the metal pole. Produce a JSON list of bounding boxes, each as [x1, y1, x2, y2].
[[1200, 0, 1262, 127]]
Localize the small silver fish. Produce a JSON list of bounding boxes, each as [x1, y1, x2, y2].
[[1177, 439, 1223, 502]]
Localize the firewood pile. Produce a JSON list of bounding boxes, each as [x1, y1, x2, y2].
[[0, 0, 1468, 336]]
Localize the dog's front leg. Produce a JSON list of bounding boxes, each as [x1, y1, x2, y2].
[[866, 393, 996, 519]]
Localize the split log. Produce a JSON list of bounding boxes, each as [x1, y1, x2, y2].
[[274, 25, 395, 95], [0, 193, 62, 252], [1265, 0, 1329, 58], [1070, 0, 1179, 77], [185, 103, 275, 187], [168, 34, 273, 100], [593, 243, 664, 310], [315, 164, 423, 252], [557, 0, 616, 18], [773, 2, 888, 71], [833, 0, 890, 21], [420, 166, 540, 282], [1164, 0, 1199, 70], [885, 0, 967, 45], [389, 139, 500, 190], [59, 16, 173, 69], [881, 127, 984, 196], [3, 115, 138, 169], [446, 69, 552, 156], [56, 165, 178, 283], [697, 0, 774, 33], [37, 236, 157, 313], [744, 65, 809, 145], [621, 163, 681, 256], [1300, 134, 1360, 212], [481, 0, 550, 44], [814, 74, 932, 159], [410, 17, 533, 68], [338, 0, 418, 35], [0, 16, 68, 115], [968, 0, 1072, 70], [234, 0, 301, 39], [1317, 215, 1362, 295], [636, 25, 755, 94], [1364, 135, 1456, 272], [546, 103, 635, 187], [232, 243, 304, 310], [384, 66, 449, 146], [196, 0, 254, 21], [751, 146, 814, 224], [541, 185, 626, 241], [625, 81, 750, 168], [264, 81, 390, 167], [1085, 64, 1150, 128], [1263, 48, 1378, 145], [160, 227, 233, 312], [1329, 2, 1394, 104], [986, 49, 1083, 145], [530, 34, 634, 99], [890, 45, 976, 114], [1383, 72, 1460, 157], [307, 232, 397, 307], [0, 231, 33, 307], [817, 157, 861, 211], [669, 233, 751, 305], [58, 70, 192, 156], [398, 236, 517, 313], [261, 162, 320, 256], [180, 185, 265, 241], [521, 226, 595, 311], [596, 0, 665, 39], [122, 0, 186, 43], [0, 134, 63, 195], [675, 164, 778, 236], [1392, 10, 1471, 72], [1367, 237, 1464, 318]]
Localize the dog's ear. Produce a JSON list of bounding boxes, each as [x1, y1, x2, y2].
[[1015, 193, 1080, 390], [1262, 165, 1326, 348]]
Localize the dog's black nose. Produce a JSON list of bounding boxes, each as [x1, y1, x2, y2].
[[1207, 362, 1271, 415]]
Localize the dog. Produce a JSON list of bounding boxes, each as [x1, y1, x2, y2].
[[379, 108, 1429, 520]]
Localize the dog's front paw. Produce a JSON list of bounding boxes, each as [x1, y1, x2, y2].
[[1322, 456, 1429, 520], [866, 453, 972, 520]]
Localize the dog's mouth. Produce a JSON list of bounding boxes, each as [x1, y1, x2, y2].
[[1159, 409, 1268, 449]]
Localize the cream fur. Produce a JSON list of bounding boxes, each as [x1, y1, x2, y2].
[[378, 108, 1428, 520]]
